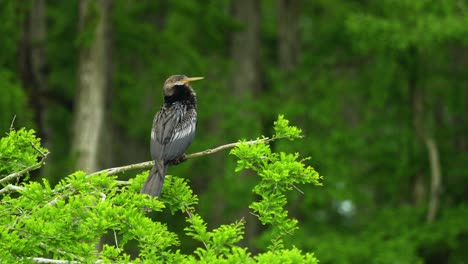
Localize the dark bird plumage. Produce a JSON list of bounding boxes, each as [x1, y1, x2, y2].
[[141, 75, 203, 197]]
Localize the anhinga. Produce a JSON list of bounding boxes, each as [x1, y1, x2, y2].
[[141, 75, 203, 197]]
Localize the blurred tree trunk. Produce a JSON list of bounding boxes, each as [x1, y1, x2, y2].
[[408, 47, 442, 222], [72, 0, 111, 172], [97, 0, 114, 171], [107, 1, 168, 169], [18, 0, 49, 181], [411, 80, 426, 207], [19, 0, 48, 142], [229, 0, 262, 249], [277, 0, 302, 217], [278, 0, 299, 72], [231, 0, 261, 100], [454, 50, 468, 151]]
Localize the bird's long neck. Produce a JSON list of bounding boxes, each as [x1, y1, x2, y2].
[[164, 85, 197, 108]]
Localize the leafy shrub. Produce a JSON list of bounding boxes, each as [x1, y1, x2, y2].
[[0, 116, 321, 263]]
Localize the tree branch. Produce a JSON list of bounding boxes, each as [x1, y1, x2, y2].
[[425, 136, 442, 222], [10, 114, 16, 132], [3, 137, 280, 195], [0, 143, 49, 185], [89, 137, 277, 177], [30, 257, 79, 264], [0, 184, 24, 195]]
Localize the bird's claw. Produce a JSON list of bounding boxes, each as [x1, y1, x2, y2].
[[169, 154, 187, 165]]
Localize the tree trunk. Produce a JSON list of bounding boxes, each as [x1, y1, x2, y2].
[[278, 0, 299, 72], [72, 0, 111, 172], [230, 0, 261, 100], [17, 0, 49, 181], [19, 0, 48, 141], [411, 81, 427, 206]]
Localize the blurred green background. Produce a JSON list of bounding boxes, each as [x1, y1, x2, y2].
[[1, 0, 467, 263]]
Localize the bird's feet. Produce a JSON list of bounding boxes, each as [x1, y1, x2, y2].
[[168, 154, 187, 165]]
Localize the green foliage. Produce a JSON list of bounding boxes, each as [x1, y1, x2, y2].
[[231, 116, 321, 238], [0, 128, 47, 178], [295, 205, 468, 264], [161, 176, 199, 215], [255, 247, 319, 264], [268, 1, 468, 263], [273, 115, 303, 140], [0, 1, 32, 133], [1, 171, 171, 262], [184, 213, 247, 261], [346, 0, 468, 53], [0, 117, 320, 262], [0, 1, 24, 67]]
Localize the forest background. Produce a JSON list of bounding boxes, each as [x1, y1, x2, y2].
[[1, 0, 467, 263]]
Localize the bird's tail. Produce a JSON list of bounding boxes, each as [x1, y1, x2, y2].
[[141, 160, 167, 197]]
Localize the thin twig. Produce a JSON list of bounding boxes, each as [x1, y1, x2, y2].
[[31, 142, 46, 157], [185, 208, 193, 219], [113, 229, 119, 251], [290, 183, 304, 194], [10, 114, 16, 132], [89, 137, 277, 177], [99, 191, 106, 202], [116, 180, 131, 185], [249, 211, 260, 218]]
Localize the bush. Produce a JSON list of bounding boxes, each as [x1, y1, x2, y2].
[[0, 116, 321, 263]]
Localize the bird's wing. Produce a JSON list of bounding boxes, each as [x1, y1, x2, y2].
[[151, 105, 197, 161]]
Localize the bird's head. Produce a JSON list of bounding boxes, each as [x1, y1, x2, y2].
[[163, 75, 204, 97]]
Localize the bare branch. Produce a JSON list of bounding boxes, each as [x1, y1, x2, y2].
[[89, 137, 277, 177], [0, 145, 49, 185], [185, 137, 274, 159], [0, 184, 24, 195], [290, 183, 304, 194], [249, 211, 260, 218], [38, 242, 83, 262], [0, 164, 42, 185], [113, 229, 119, 251], [4, 137, 280, 195], [425, 137, 442, 222], [89, 161, 154, 177], [10, 114, 16, 132], [116, 180, 131, 185], [31, 142, 47, 157], [31, 257, 79, 264]]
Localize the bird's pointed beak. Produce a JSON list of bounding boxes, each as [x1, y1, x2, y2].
[[183, 77, 204, 83]]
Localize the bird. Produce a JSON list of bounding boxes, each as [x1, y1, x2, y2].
[[141, 75, 203, 197]]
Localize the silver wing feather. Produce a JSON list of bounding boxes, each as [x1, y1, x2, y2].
[[150, 103, 197, 162]]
